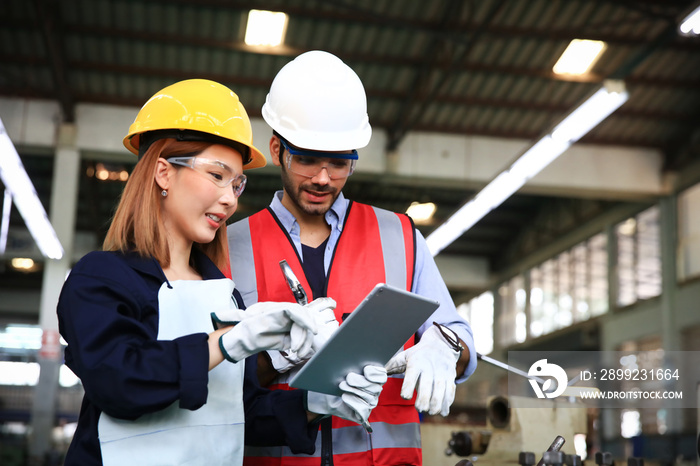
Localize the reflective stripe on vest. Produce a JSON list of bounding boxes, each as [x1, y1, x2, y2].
[[370, 206, 408, 290], [227, 217, 259, 305], [244, 421, 421, 458], [228, 202, 422, 466]]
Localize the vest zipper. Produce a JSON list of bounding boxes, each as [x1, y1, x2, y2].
[[320, 417, 333, 465]]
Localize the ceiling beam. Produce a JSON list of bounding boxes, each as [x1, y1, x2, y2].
[[57, 1, 698, 51], [0, 86, 679, 149], [371, 90, 695, 122], [5, 50, 700, 92], [3, 20, 700, 89], [386, 0, 466, 152], [4, 51, 700, 103], [31, 0, 74, 122], [662, 114, 700, 171]]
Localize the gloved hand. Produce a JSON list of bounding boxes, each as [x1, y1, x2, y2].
[[268, 298, 339, 373], [211, 301, 318, 363], [306, 365, 387, 426], [385, 323, 462, 416]]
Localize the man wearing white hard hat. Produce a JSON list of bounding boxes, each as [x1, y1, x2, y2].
[[228, 50, 476, 466]]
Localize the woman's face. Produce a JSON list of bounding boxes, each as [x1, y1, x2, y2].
[[160, 144, 244, 247]]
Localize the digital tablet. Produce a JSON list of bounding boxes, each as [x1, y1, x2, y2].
[[289, 283, 440, 396]]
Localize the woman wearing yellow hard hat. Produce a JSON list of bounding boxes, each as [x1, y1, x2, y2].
[[55, 79, 376, 465]]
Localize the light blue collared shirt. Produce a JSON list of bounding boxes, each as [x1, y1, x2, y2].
[[269, 191, 477, 381]]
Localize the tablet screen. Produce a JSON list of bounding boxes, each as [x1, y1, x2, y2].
[[289, 283, 439, 395]]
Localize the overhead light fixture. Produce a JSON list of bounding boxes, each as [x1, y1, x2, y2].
[[11, 257, 34, 270], [406, 202, 436, 225], [679, 5, 700, 35], [244, 9, 288, 46], [426, 80, 629, 256], [87, 163, 129, 182], [0, 117, 64, 260], [550, 80, 629, 142], [553, 39, 607, 75]]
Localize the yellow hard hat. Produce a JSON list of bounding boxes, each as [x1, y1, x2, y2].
[[123, 79, 266, 170]]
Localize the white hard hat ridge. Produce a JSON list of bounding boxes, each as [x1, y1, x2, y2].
[[262, 50, 372, 152]]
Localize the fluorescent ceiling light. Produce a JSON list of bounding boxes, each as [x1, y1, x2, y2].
[[426, 80, 628, 256], [553, 39, 607, 75], [0, 189, 10, 254], [679, 5, 700, 35], [0, 118, 64, 259], [406, 202, 436, 224], [550, 80, 628, 143], [245, 10, 288, 46]]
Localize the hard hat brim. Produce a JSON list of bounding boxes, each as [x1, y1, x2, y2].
[[124, 130, 267, 170]]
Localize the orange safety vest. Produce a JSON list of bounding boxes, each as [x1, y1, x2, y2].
[[228, 201, 422, 466]]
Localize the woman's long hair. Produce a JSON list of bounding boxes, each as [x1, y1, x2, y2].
[[103, 138, 230, 271]]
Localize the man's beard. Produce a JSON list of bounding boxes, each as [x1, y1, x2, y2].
[[280, 166, 339, 217]]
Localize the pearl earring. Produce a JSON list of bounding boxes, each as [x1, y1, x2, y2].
[[161, 190, 168, 197]]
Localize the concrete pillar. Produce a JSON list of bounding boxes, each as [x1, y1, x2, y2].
[[659, 195, 678, 352], [385, 149, 400, 175], [28, 123, 80, 463], [492, 284, 502, 354], [658, 195, 683, 435], [523, 270, 531, 340], [600, 225, 620, 444]]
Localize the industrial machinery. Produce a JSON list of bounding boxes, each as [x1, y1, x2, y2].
[[441, 395, 587, 465], [420, 353, 692, 464]]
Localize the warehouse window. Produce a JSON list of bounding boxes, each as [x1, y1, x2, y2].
[[589, 233, 609, 317], [0, 362, 79, 387], [618, 337, 666, 435], [0, 324, 81, 387], [529, 233, 608, 338], [498, 276, 526, 346], [616, 206, 662, 307], [620, 410, 642, 438], [457, 291, 493, 355], [530, 260, 555, 337]]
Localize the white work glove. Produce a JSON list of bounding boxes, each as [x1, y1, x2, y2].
[[385, 322, 462, 416], [211, 301, 318, 363], [268, 298, 339, 373], [306, 365, 387, 427]]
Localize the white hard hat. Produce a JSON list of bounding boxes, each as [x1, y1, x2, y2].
[[262, 50, 372, 152]]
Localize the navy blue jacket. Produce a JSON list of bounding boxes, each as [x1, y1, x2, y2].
[[57, 249, 318, 465]]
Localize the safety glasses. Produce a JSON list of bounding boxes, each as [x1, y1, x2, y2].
[[167, 156, 247, 197], [278, 137, 357, 180]]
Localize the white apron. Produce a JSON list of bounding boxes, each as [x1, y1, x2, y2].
[[98, 278, 245, 466]]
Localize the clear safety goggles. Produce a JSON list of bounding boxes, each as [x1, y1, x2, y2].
[[278, 137, 357, 180], [167, 156, 247, 197]]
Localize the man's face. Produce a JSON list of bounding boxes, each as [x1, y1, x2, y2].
[[271, 136, 351, 219]]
